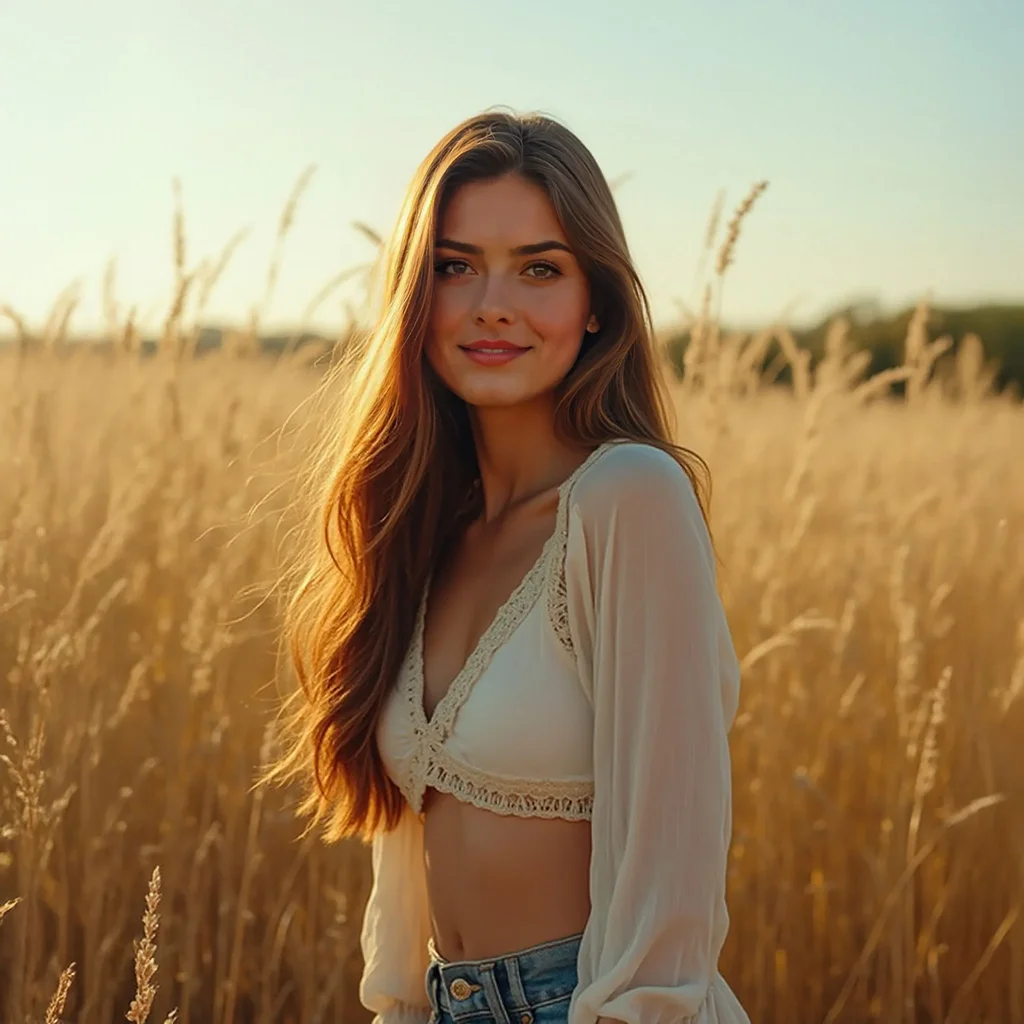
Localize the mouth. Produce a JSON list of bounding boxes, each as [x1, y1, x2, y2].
[[458, 342, 529, 366], [459, 341, 529, 353]]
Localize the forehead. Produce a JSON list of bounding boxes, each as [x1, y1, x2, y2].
[[438, 174, 567, 244]]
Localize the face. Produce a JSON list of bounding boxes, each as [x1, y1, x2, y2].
[[424, 173, 599, 410]]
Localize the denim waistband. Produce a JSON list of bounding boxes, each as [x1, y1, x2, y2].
[[425, 932, 583, 1023]]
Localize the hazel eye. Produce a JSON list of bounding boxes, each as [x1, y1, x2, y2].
[[434, 259, 471, 276], [525, 262, 561, 280]]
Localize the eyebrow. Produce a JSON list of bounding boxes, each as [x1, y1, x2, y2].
[[435, 238, 573, 257]]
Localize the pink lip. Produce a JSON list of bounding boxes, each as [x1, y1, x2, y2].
[[461, 340, 527, 351], [460, 347, 527, 366]]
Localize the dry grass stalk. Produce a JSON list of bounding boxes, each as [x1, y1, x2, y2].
[[40, 281, 82, 350], [126, 867, 173, 1024], [715, 180, 769, 277], [44, 962, 76, 1024], [102, 258, 120, 347], [250, 164, 317, 347], [182, 227, 251, 361]]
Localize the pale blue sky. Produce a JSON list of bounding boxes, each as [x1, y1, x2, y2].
[[1, 0, 1021, 337]]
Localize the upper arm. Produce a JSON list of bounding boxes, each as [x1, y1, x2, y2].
[[564, 442, 736, 717]]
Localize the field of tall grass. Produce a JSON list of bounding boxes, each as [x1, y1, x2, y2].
[[1, 184, 1021, 1023]]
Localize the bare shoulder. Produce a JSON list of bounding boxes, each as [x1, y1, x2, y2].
[[570, 439, 699, 516]]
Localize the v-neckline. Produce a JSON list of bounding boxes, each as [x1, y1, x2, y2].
[[411, 441, 615, 734]]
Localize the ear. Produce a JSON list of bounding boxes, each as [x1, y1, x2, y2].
[[586, 314, 600, 333]]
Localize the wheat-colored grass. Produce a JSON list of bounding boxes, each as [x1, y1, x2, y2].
[[0, 183, 1021, 1024]]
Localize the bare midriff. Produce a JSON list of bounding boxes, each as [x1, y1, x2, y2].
[[422, 787, 593, 961]]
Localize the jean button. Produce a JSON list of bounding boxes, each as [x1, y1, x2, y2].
[[521, 1013, 534, 1024], [449, 979, 473, 1000]]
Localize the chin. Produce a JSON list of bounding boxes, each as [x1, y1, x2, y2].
[[457, 383, 541, 409]]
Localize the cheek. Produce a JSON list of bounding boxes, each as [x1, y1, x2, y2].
[[423, 328, 447, 387], [425, 292, 455, 375], [429, 288, 460, 336], [525, 292, 590, 353]]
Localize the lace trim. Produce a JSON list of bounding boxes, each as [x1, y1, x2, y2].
[[546, 504, 574, 662], [439, 552, 549, 737], [404, 536, 557, 745], [547, 440, 634, 663], [423, 743, 594, 820]]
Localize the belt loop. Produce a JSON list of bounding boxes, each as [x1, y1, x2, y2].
[[505, 955, 530, 1013], [479, 963, 513, 1024], [424, 960, 438, 1018]]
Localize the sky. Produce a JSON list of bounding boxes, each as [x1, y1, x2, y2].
[[1, 0, 1021, 338]]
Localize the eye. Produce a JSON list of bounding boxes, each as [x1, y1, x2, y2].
[[524, 261, 562, 280], [434, 258, 471, 277]]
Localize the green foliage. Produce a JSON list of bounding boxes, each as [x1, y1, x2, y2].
[[664, 302, 1024, 395]]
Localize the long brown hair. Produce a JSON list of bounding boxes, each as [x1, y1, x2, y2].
[[259, 107, 713, 844]]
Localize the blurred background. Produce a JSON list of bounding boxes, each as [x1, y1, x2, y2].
[[1, 2, 1022, 1023]]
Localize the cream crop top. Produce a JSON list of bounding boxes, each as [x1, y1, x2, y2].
[[360, 440, 750, 1024]]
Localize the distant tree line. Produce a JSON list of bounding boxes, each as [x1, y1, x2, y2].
[[663, 301, 1024, 396]]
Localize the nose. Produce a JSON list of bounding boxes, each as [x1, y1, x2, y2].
[[472, 273, 517, 328]]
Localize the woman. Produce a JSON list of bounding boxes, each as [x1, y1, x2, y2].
[[266, 108, 749, 1024]]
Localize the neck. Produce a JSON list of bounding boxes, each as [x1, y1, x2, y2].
[[467, 397, 591, 525]]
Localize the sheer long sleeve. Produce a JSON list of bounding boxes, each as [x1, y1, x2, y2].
[[359, 801, 433, 1024], [563, 443, 748, 1024]]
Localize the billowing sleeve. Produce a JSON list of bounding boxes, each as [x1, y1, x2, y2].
[[359, 801, 433, 1024], [563, 444, 748, 1024]]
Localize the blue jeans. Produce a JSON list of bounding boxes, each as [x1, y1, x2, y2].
[[425, 932, 584, 1024]]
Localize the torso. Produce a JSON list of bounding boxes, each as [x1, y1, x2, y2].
[[420, 478, 593, 960]]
